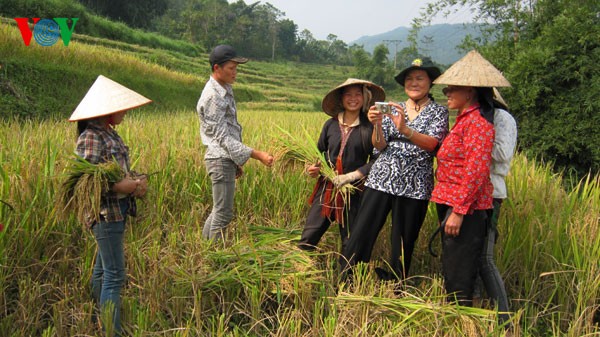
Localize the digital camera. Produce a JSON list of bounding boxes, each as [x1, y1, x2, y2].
[[375, 102, 392, 114]]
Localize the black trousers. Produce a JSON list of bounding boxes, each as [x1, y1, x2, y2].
[[341, 187, 429, 279], [298, 183, 361, 253], [436, 203, 488, 306]]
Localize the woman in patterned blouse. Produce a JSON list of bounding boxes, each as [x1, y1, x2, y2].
[[430, 50, 511, 307], [69, 75, 152, 335], [341, 59, 449, 281]]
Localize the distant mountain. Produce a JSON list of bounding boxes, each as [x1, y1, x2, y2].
[[351, 23, 484, 66]]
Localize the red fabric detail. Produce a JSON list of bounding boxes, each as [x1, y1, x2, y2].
[[308, 124, 353, 225], [431, 104, 495, 214], [308, 176, 324, 205]]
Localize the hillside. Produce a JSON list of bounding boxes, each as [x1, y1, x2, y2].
[[352, 23, 485, 66], [0, 21, 354, 119]]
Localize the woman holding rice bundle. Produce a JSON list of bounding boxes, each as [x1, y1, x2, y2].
[[341, 59, 449, 281], [69, 75, 151, 335], [297, 78, 385, 253], [430, 50, 511, 308]]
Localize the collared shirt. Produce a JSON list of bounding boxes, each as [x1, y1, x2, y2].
[[431, 104, 495, 214], [337, 112, 360, 129], [491, 108, 517, 199], [76, 120, 130, 223], [365, 101, 449, 199], [196, 76, 253, 166]]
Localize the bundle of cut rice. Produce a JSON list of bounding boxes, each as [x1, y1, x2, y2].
[[274, 125, 357, 199], [56, 157, 124, 224]]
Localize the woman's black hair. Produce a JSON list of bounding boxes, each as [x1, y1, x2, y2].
[[77, 120, 89, 137], [492, 98, 509, 111], [476, 87, 495, 124]]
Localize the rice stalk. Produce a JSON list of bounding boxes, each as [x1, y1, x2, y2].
[[273, 125, 358, 212], [55, 156, 124, 224]]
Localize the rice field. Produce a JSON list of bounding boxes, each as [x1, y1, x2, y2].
[[0, 109, 598, 336], [1, 16, 599, 337]]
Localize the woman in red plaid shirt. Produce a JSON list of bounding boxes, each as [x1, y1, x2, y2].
[[430, 51, 511, 307], [69, 75, 152, 335]]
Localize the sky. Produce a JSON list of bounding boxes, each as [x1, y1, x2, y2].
[[232, 0, 476, 43]]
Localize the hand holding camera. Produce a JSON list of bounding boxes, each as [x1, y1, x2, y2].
[[375, 102, 392, 114]]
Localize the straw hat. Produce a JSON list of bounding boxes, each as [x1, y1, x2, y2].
[[69, 75, 152, 122], [493, 87, 509, 109], [321, 78, 385, 117], [433, 50, 511, 87], [394, 58, 441, 86]]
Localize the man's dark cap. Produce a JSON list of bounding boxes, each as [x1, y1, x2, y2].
[[209, 45, 248, 67]]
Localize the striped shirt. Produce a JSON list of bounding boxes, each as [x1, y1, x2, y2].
[[196, 76, 253, 166], [76, 121, 130, 223]]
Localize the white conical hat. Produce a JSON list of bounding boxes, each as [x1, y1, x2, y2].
[[433, 50, 511, 88], [69, 75, 152, 121]]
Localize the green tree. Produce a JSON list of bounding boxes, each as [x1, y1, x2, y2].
[[351, 45, 371, 79], [416, 0, 600, 174], [370, 44, 391, 86], [350, 44, 395, 87], [79, 0, 169, 29], [505, 1, 599, 174], [277, 19, 298, 59], [326, 34, 351, 65]]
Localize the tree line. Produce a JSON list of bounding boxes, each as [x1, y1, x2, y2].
[[78, 0, 356, 65]]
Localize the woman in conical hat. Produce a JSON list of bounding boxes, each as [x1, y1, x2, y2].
[[70, 75, 151, 335], [473, 86, 517, 326], [430, 50, 512, 310], [341, 58, 449, 282], [298, 78, 384, 253]]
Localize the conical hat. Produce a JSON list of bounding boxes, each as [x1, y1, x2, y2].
[[433, 50, 511, 87], [322, 78, 385, 117], [69, 75, 152, 121], [493, 87, 509, 109]]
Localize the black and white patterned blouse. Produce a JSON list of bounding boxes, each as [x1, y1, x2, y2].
[[364, 101, 449, 200]]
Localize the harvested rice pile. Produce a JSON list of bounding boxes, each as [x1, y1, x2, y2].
[[56, 157, 124, 223]]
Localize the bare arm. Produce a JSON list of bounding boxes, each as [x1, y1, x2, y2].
[[367, 106, 387, 151]]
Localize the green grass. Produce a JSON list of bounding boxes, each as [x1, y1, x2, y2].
[[1, 111, 599, 336]]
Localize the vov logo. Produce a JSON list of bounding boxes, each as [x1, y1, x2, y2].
[[14, 18, 79, 47]]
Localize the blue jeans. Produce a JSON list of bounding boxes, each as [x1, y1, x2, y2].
[[91, 198, 129, 336], [479, 199, 510, 324], [203, 158, 237, 241]]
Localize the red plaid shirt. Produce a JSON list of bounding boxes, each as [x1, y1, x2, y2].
[[431, 104, 494, 214], [76, 121, 130, 223]]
